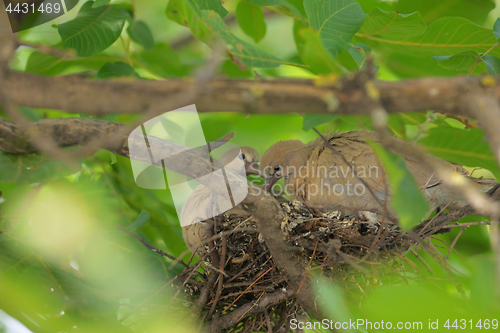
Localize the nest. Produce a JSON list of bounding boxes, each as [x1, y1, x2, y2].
[[177, 201, 427, 332]]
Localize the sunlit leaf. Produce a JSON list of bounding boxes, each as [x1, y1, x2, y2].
[[58, 2, 129, 57], [236, 1, 266, 43], [358, 8, 426, 39], [370, 141, 429, 230], [432, 51, 479, 71], [304, 0, 365, 57]]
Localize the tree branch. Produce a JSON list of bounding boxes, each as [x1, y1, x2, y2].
[[4, 71, 500, 116]]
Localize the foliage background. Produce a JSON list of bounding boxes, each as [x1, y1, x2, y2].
[[1, 0, 500, 331]]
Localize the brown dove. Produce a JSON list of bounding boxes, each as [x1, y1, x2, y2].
[[259, 130, 496, 215], [181, 146, 259, 257]]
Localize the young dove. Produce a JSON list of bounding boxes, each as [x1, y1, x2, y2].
[[259, 130, 496, 215], [181, 146, 259, 257]]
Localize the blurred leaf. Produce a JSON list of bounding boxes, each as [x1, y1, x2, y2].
[[126, 210, 151, 231], [304, 0, 365, 57], [236, 1, 266, 43], [93, 0, 111, 7], [127, 20, 155, 50], [202, 11, 283, 69], [393, 0, 494, 25], [432, 51, 479, 71], [418, 127, 500, 179], [346, 43, 371, 68], [96, 62, 137, 79], [58, 2, 129, 57], [166, 1, 284, 69], [482, 55, 500, 75], [359, 8, 426, 39], [317, 280, 355, 332], [303, 114, 338, 131], [0, 152, 72, 184], [360, 17, 497, 57], [193, 0, 228, 18], [137, 42, 187, 77], [25, 52, 113, 76], [494, 17, 500, 40], [370, 141, 429, 230], [244, 0, 304, 20], [298, 27, 344, 75]]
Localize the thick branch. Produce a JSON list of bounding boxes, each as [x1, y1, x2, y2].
[[3, 71, 500, 116]]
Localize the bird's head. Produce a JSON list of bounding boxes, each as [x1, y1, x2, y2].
[[219, 146, 260, 176], [259, 140, 308, 192]]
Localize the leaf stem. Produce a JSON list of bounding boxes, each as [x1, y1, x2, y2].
[[467, 42, 499, 76]]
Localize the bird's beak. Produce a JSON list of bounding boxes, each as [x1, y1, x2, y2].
[[245, 161, 260, 176], [264, 175, 280, 192]]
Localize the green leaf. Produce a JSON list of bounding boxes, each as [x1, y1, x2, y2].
[[304, 0, 365, 57], [93, 0, 111, 7], [25, 51, 118, 76], [370, 142, 429, 230], [166, 0, 212, 42], [127, 20, 155, 50], [494, 18, 500, 40], [316, 280, 355, 333], [393, 0, 494, 25], [202, 11, 283, 69], [0, 152, 72, 184], [193, 0, 228, 18], [244, 0, 304, 20], [346, 43, 371, 68], [418, 127, 500, 179], [303, 114, 338, 131], [58, 2, 129, 57], [167, 1, 284, 69], [96, 62, 137, 79], [482, 55, 500, 75], [126, 210, 151, 232], [137, 43, 187, 77], [360, 17, 497, 57], [358, 8, 426, 39], [236, 1, 266, 43], [432, 51, 480, 71], [298, 27, 344, 75]]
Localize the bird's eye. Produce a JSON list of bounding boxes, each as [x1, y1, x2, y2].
[[239, 153, 246, 161], [273, 164, 281, 172]]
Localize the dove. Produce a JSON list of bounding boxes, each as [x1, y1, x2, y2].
[[259, 130, 496, 215], [181, 146, 260, 257]]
